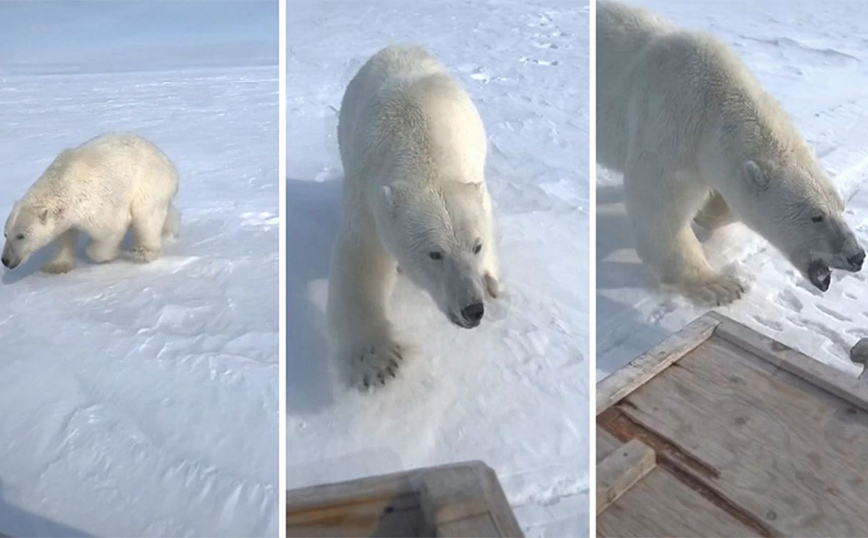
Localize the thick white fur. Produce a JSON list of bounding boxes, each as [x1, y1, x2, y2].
[[597, 1, 863, 304], [328, 45, 499, 389], [2, 133, 179, 273]]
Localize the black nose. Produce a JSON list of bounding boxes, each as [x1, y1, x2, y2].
[[1, 257, 8, 268], [461, 302, 484, 323], [849, 250, 866, 270]]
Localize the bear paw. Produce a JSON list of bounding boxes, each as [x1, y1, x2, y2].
[[682, 273, 746, 306], [42, 260, 75, 274], [129, 247, 160, 263], [484, 272, 500, 299], [349, 337, 405, 390]]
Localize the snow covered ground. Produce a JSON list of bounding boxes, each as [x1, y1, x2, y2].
[[0, 3, 278, 537], [598, 0, 868, 380], [287, 1, 590, 535]]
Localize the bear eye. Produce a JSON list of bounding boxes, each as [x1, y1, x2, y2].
[[429, 252, 442, 260], [811, 215, 824, 223], [15, 233, 24, 240], [473, 243, 482, 255]]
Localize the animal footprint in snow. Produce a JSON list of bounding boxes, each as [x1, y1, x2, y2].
[[520, 57, 559, 66]]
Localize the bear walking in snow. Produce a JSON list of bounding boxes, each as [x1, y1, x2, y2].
[[597, 1, 864, 304], [328, 45, 500, 389], [2, 133, 179, 273]]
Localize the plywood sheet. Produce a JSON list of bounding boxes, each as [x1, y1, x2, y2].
[[621, 336, 868, 536], [597, 467, 760, 537]]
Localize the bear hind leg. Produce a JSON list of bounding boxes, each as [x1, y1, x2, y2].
[[694, 190, 737, 231], [86, 228, 126, 264], [130, 204, 169, 262]]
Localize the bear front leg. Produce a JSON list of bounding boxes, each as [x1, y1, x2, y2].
[[327, 225, 404, 390], [42, 229, 79, 274], [625, 162, 746, 306]]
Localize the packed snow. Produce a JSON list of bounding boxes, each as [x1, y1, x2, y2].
[[0, 2, 278, 536], [287, 1, 590, 535], [598, 0, 868, 380]]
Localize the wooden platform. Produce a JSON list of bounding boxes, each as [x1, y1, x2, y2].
[[286, 461, 524, 537], [596, 312, 868, 537]]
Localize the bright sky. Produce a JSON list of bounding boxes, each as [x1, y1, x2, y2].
[[0, 0, 277, 74]]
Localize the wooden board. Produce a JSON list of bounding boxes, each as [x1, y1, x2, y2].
[[286, 461, 523, 537], [598, 468, 761, 538], [596, 314, 722, 414], [596, 437, 655, 514], [596, 426, 622, 463], [597, 312, 868, 537]]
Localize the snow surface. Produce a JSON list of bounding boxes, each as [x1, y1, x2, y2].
[[0, 3, 278, 537], [598, 0, 868, 380], [287, 1, 590, 535]]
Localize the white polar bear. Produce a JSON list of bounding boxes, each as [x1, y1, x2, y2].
[[2, 133, 179, 273], [597, 1, 864, 304], [328, 45, 500, 389]]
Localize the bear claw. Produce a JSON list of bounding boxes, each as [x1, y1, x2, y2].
[[351, 339, 404, 390], [682, 273, 746, 306], [484, 273, 500, 299], [129, 247, 160, 263]]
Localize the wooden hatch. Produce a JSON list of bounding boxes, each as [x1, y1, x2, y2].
[[286, 461, 524, 537], [596, 312, 868, 537]]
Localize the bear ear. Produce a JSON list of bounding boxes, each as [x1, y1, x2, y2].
[[37, 207, 50, 224], [743, 161, 769, 191]]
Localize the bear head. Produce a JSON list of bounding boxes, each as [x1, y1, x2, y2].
[[734, 159, 864, 291], [2, 201, 65, 270], [375, 180, 490, 328]]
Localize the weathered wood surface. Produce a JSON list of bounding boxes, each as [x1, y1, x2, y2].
[[598, 312, 868, 537], [596, 426, 621, 463], [716, 318, 868, 412], [623, 335, 868, 536], [596, 437, 655, 515], [286, 461, 524, 537], [597, 467, 761, 538], [596, 314, 721, 414]]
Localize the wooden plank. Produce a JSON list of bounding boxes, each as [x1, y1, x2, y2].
[[596, 313, 720, 414], [286, 469, 416, 510], [596, 426, 622, 463], [287, 461, 522, 538], [287, 491, 422, 537], [597, 467, 761, 537], [622, 336, 868, 536], [436, 513, 501, 538], [596, 438, 655, 515], [716, 319, 868, 412], [419, 463, 523, 538]]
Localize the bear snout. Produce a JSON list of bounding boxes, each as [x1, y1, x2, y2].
[[461, 302, 484, 327], [848, 249, 865, 271]]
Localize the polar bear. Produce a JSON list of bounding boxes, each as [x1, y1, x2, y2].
[[328, 45, 500, 389], [2, 133, 179, 273], [597, 1, 864, 304]]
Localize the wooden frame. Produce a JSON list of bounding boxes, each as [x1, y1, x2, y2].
[[598, 311, 868, 415], [597, 311, 868, 537], [286, 461, 524, 537]]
